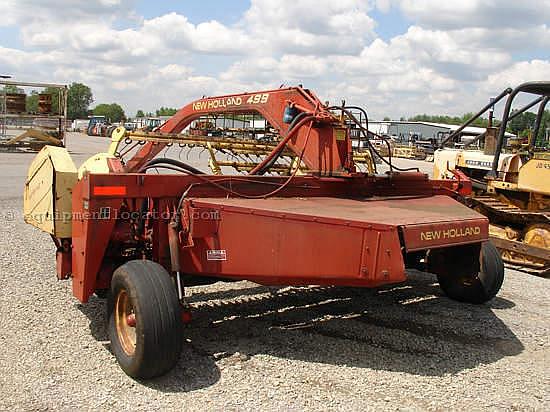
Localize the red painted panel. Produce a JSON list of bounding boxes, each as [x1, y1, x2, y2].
[[93, 185, 127, 196], [68, 173, 488, 299], [189, 195, 484, 228], [181, 198, 406, 287], [72, 177, 120, 302], [401, 218, 489, 251]]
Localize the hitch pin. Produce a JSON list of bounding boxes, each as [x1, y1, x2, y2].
[[175, 271, 184, 300]]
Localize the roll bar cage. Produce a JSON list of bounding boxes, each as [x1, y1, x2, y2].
[[437, 81, 550, 177]]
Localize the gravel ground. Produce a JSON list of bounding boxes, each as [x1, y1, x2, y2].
[[0, 134, 548, 411]]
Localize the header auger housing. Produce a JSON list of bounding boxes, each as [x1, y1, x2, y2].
[[24, 86, 503, 378]]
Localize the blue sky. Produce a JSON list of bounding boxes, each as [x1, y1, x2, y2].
[[1, 0, 549, 118], [136, 0, 250, 25], [133, 1, 412, 41], [0, 26, 22, 49], [369, 7, 411, 41]]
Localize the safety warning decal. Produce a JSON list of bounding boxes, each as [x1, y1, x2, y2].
[[207, 249, 227, 261]]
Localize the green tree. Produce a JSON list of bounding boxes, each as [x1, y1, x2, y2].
[[5, 82, 92, 117], [27, 83, 93, 117], [460, 112, 489, 127], [27, 86, 65, 114], [67, 82, 93, 119], [407, 113, 489, 127], [15, 86, 59, 113], [537, 110, 550, 147], [404, 109, 550, 146], [26, 91, 39, 112], [383, 116, 391, 121], [1, 85, 24, 93], [43, 86, 62, 113], [156, 107, 178, 116], [508, 111, 537, 135], [93, 103, 125, 122], [136, 109, 145, 118]]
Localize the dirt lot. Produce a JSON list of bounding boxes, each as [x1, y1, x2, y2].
[[0, 134, 548, 411]]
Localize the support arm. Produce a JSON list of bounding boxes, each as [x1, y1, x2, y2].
[[124, 87, 353, 176]]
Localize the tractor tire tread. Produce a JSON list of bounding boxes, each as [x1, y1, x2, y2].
[[107, 260, 183, 379]]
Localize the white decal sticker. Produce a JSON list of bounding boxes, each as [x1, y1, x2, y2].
[[207, 250, 227, 261]]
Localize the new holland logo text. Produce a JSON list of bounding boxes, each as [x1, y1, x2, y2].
[[421, 226, 481, 241], [192, 93, 269, 111]]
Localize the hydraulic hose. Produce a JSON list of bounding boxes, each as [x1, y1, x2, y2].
[[140, 164, 197, 174], [329, 106, 420, 173], [332, 105, 380, 173], [343, 105, 370, 150], [138, 157, 205, 174], [176, 118, 316, 213], [250, 114, 316, 175], [251, 111, 310, 175]]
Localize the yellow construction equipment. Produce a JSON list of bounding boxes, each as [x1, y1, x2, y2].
[[434, 82, 550, 274]]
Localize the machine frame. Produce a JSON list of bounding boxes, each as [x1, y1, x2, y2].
[[24, 86, 504, 378]]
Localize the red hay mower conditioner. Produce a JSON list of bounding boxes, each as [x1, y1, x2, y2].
[[24, 86, 504, 378]]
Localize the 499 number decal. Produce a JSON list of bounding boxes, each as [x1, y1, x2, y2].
[[246, 93, 269, 104]]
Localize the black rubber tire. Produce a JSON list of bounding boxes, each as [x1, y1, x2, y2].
[[107, 260, 183, 379], [427, 241, 504, 304], [94, 288, 109, 299], [405, 251, 426, 271]]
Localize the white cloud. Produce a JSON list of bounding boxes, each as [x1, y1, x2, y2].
[[243, 0, 377, 55], [398, 0, 550, 29], [221, 54, 328, 84], [486, 60, 550, 91], [0, 0, 548, 118], [1, 0, 132, 26]]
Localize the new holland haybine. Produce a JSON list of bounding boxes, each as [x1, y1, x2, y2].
[[24, 86, 503, 378]]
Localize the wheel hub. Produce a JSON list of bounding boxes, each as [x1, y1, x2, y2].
[[126, 313, 136, 327], [115, 289, 136, 356]]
